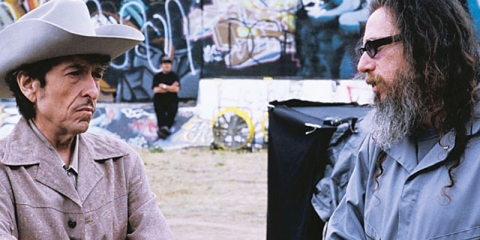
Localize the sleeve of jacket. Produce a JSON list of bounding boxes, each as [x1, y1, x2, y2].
[[125, 151, 174, 239], [0, 168, 18, 240], [324, 138, 371, 240], [0, 138, 17, 239], [312, 112, 373, 222]]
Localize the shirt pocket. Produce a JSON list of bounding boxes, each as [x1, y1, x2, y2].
[[428, 226, 480, 240]]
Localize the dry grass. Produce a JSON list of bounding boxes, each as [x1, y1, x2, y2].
[[138, 147, 268, 240]]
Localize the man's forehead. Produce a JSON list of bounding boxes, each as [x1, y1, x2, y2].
[[364, 7, 399, 41], [50, 57, 105, 73], [59, 56, 106, 67]]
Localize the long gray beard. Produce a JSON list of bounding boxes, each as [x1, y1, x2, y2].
[[370, 73, 428, 150]]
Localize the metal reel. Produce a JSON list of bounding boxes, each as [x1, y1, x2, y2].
[[212, 107, 254, 150]]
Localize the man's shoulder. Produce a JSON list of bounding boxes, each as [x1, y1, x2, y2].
[[81, 132, 130, 148], [165, 71, 179, 79], [79, 132, 135, 158]]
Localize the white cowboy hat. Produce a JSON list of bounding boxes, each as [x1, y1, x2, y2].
[[0, 0, 145, 80]]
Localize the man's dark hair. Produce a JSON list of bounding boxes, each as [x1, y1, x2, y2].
[[5, 54, 111, 120], [369, 0, 480, 196]]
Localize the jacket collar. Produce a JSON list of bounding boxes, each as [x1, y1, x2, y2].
[[384, 101, 480, 175], [0, 117, 127, 205], [0, 118, 126, 165]]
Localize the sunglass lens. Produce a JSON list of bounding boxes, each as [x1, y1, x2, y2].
[[365, 42, 375, 57], [357, 48, 364, 56]]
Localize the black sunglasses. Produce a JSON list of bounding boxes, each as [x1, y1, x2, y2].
[[357, 35, 401, 58]]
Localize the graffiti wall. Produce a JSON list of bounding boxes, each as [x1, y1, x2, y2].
[[1, 0, 480, 102]]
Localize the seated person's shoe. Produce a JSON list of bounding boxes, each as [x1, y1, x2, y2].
[[159, 126, 171, 137], [157, 129, 167, 139]]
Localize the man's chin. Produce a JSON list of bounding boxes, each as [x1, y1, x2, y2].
[[72, 119, 91, 133]]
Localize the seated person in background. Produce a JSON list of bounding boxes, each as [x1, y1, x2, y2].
[[152, 55, 181, 139]]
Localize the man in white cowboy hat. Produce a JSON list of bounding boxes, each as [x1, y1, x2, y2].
[[0, 0, 173, 239]]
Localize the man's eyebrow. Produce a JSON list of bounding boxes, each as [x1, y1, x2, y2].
[[64, 63, 87, 70], [64, 63, 106, 72]]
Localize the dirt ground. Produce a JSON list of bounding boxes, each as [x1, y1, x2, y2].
[[138, 147, 268, 240]]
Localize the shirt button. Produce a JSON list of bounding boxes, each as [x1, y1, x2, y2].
[[68, 219, 77, 228]]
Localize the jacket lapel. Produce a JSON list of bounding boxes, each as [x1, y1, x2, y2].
[[76, 141, 103, 203], [385, 136, 417, 173], [35, 159, 82, 206], [2, 118, 82, 205]]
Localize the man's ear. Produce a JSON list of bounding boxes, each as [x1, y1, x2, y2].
[[17, 71, 40, 103]]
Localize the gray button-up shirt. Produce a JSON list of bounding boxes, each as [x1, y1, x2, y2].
[[326, 102, 480, 239]]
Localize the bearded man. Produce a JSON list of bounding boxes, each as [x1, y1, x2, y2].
[[325, 0, 480, 239]]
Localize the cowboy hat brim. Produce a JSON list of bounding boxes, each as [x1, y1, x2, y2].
[[0, 19, 144, 80]]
